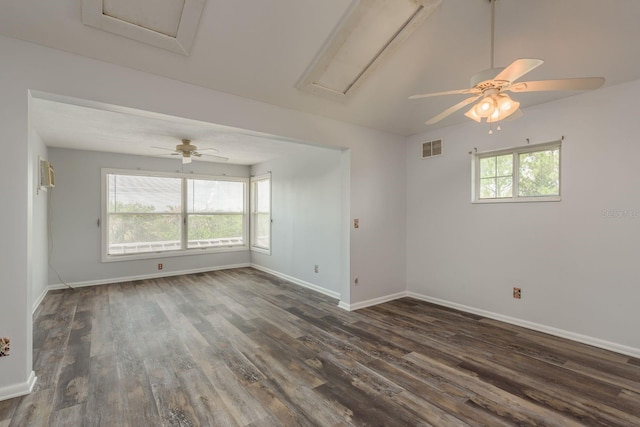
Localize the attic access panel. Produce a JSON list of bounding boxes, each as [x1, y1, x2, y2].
[[298, 0, 441, 101], [82, 0, 206, 55]]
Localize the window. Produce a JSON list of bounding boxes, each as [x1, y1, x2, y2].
[[103, 169, 248, 261], [473, 141, 561, 203], [250, 173, 271, 254]]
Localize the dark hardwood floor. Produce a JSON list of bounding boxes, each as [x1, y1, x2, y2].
[[1, 267, 639, 426]]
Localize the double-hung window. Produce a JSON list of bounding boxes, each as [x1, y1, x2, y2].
[[473, 141, 561, 203], [250, 173, 271, 254], [103, 169, 248, 261]]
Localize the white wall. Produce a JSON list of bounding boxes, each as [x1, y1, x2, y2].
[[30, 130, 49, 311], [406, 80, 640, 355], [0, 34, 406, 398], [251, 146, 344, 296], [47, 148, 251, 286]]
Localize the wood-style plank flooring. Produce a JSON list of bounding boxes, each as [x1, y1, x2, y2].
[[1, 267, 639, 426]]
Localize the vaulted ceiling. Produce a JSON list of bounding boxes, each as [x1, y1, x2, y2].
[[3, 0, 640, 137]]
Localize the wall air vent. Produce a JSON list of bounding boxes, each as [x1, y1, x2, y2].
[[297, 0, 442, 102], [422, 139, 442, 158], [82, 0, 206, 55]]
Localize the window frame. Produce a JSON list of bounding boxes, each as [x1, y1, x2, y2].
[[250, 172, 272, 255], [472, 141, 562, 204], [101, 168, 249, 262]]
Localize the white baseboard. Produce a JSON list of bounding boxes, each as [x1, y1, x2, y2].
[[47, 263, 251, 291], [407, 292, 640, 359], [0, 371, 36, 402], [32, 287, 49, 314], [250, 264, 341, 300], [339, 291, 408, 311]]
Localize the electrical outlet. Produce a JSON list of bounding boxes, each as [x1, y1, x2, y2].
[[0, 337, 10, 357], [314, 265, 319, 273], [158, 263, 163, 271], [513, 287, 522, 299]]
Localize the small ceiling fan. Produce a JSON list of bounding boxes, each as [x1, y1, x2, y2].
[[153, 139, 229, 164], [409, 0, 605, 126]]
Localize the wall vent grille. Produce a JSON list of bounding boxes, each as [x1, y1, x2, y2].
[[422, 139, 442, 158]]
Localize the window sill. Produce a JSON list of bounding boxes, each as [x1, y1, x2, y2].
[[251, 246, 271, 256], [102, 245, 248, 263], [472, 196, 561, 204]]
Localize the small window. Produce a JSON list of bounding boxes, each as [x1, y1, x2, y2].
[[473, 141, 561, 203], [251, 173, 271, 254]]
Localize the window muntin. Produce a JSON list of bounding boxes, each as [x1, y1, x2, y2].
[[473, 142, 561, 203], [103, 169, 248, 260], [250, 173, 271, 254]]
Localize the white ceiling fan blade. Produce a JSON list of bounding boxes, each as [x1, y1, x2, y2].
[[425, 95, 481, 125], [197, 147, 220, 153], [409, 88, 477, 100], [200, 153, 230, 162], [493, 58, 544, 83], [509, 77, 605, 93], [151, 146, 176, 152]]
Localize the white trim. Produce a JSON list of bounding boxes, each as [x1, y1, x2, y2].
[[407, 292, 640, 359], [32, 286, 49, 314], [81, 0, 205, 55], [48, 263, 251, 290], [0, 371, 36, 402], [338, 291, 409, 311], [250, 264, 340, 300], [250, 173, 272, 255]]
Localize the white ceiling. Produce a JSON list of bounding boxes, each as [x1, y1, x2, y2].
[[4, 0, 640, 141], [30, 97, 322, 165]]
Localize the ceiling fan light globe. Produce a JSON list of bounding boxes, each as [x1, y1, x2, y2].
[[474, 97, 496, 118], [465, 107, 482, 123], [487, 100, 519, 123]]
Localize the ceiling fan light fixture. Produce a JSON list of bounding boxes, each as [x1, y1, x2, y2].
[[487, 95, 520, 123], [464, 107, 482, 123], [182, 153, 192, 164], [473, 96, 496, 118]]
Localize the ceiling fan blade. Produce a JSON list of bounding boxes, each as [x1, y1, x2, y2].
[[409, 88, 477, 100], [151, 146, 176, 152], [425, 95, 481, 125], [493, 58, 544, 83], [197, 147, 220, 153], [200, 153, 229, 162], [508, 77, 605, 93]]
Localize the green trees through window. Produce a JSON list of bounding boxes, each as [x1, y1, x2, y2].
[[105, 172, 247, 256], [474, 142, 560, 202]]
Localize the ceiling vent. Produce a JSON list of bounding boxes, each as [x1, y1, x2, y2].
[[82, 0, 206, 55], [422, 139, 442, 158], [297, 0, 442, 102]]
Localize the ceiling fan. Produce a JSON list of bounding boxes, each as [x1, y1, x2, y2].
[[153, 139, 229, 164], [409, 0, 605, 126]]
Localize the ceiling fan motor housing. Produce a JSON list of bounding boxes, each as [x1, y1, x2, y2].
[[470, 67, 508, 89], [176, 139, 196, 153]]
